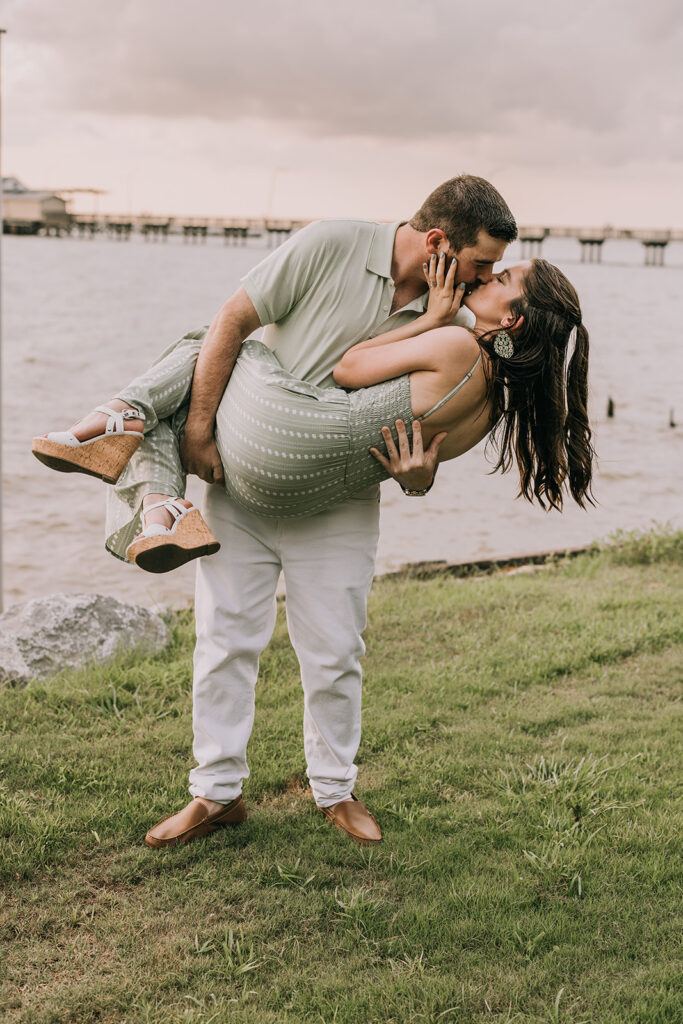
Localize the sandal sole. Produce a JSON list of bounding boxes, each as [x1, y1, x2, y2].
[[127, 509, 221, 573], [32, 433, 142, 485]]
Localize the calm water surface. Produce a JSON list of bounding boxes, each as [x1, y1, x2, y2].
[[3, 232, 682, 608]]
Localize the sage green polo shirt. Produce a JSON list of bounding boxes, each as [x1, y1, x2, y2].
[[241, 218, 474, 388]]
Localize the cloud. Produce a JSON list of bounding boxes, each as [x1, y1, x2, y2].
[[4, 0, 682, 167]]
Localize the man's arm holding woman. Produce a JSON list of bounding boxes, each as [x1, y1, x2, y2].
[[180, 288, 261, 484], [181, 221, 339, 483]]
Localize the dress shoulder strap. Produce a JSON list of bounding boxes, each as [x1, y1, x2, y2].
[[416, 352, 482, 422]]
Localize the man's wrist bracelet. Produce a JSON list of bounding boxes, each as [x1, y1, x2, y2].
[[400, 477, 435, 497]]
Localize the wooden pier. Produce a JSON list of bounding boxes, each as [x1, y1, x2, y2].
[[55, 214, 306, 247], [73, 219, 683, 265], [72, 215, 299, 243], [518, 225, 680, 266], [5, 197, 682, 266], [62, 217, 683, 264]]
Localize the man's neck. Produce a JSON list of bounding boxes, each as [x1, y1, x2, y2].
[[391, 223, 429, 302]]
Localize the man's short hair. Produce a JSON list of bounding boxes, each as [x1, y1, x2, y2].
[[410, 174, 517, 251]]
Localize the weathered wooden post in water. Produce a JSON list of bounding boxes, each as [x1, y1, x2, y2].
[[641, 231, 670, 266], [0, 28, 6, 611], [578, 231, 605, 263], [518, 227, 547, 259]]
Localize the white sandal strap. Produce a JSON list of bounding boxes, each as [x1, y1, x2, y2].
[[44, 406, 145, 447], [45, 429, 79, 446], [121, 407, 145, 420], [141, 498, 192, 528], [94, 405, 146, 435], [138, 523, 171, 539]]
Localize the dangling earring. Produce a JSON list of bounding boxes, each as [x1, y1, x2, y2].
[[493, 330, 514, 358]]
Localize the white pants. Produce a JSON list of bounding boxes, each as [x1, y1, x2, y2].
[[189, 484, 381, 807]]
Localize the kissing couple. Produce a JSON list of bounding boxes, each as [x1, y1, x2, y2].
[[33, 175, 593, 848]]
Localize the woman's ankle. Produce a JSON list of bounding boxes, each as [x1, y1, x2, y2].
[[141, 494, 192, 531], [69, 401, 144, 442]]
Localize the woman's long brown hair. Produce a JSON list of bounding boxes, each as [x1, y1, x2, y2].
[[478, 258, 595, 510]]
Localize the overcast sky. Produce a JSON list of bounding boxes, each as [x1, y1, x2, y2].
[[1, 0, 682, 226]]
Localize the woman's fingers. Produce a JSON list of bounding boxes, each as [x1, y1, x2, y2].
[[445, 257, 465, 312], [424, 252, 465, 317], [432, 251, 459, 289], [435, 251, 445, 286]]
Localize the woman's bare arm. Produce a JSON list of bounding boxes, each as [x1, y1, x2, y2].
[[333, 253, 467, 386], [333, 325, 474, 389]]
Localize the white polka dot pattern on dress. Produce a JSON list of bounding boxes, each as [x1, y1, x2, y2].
[[105, 334, 413, 560]]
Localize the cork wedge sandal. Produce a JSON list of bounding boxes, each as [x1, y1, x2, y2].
[[126, 499, 220, 574], [32, 405, 145, 484]]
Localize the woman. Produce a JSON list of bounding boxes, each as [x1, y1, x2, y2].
[[32, 254, 593, 571]]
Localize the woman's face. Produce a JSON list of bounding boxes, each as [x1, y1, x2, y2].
[[463, 261, 530, 332]]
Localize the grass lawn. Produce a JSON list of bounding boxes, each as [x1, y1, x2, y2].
[[1, 530, 681, 1023]]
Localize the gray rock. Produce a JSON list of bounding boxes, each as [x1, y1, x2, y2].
[[0, 592, 170, 686]]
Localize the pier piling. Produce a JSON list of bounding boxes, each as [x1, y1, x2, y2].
[[105, 220, 133, 240], [74, 219, 98, 238], [223, 225, 249, 245], [265, 221, 294, 247], [518, 228, 547, 259], [642, 239, 668, 266], [140, 219, 172, 242], [579, 236, 605, 263], [182, 223, 208, 243]]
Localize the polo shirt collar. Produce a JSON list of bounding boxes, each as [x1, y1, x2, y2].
[[366, 220, 431, 315], [366, 221, 403, 278]]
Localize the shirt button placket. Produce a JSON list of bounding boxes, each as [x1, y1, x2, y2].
[[382, 281, 393, 316]]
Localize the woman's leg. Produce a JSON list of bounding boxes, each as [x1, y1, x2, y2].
[[105, 412, 192, 562], [105, 398, 219, 572], [104, 326, 209, 541], [61, 325, 209, 440], [33, 325, 209, 489], [116, 325, 208, 430], [30, 322, 227, 574]]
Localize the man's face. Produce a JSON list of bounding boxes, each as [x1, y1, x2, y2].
[[441, 230, 508, 288]]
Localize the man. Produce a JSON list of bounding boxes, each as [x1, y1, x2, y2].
[[145, 174, 516, 849]]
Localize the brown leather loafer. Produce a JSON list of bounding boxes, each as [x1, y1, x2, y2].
[[144, 796, 247, 848], [319, 794, 382, 845]]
